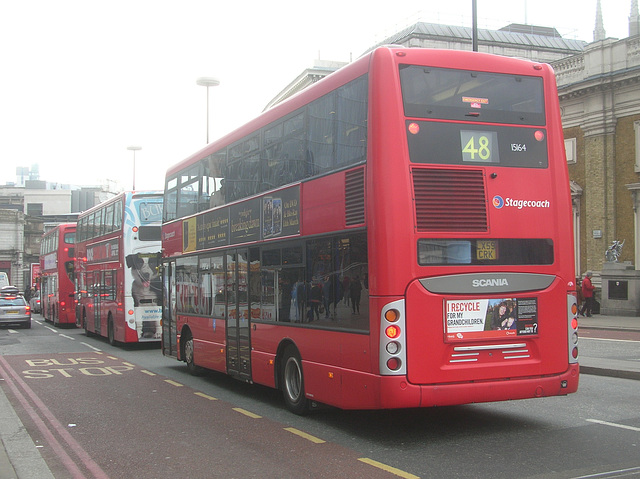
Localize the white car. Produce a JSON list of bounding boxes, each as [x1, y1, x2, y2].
[[29, 292, 42, 314], [0, 291, 31, 329]]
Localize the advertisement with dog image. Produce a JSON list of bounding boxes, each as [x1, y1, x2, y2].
[[123, 197, 163, 340]]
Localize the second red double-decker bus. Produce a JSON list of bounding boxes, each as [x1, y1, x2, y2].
[[75, 191, 163, 345], [39, 223, 76, 326], [161, 46, 579, 414]]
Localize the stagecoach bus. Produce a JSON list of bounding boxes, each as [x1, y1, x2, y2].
[[75, 191, 163, 345], [160, 46, 579, 414], [40, 224, 76, 326]]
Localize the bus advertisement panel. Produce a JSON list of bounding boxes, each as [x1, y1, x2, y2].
[[75, 191, 163, 345], [30, 263, 41, 289], [161, 46, 578, 414]]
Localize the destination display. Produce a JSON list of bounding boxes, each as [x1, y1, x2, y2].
[[406, 121, 548, 169]]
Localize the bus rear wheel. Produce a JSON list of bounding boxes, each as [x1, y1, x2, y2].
[[183, 333, 203, 376], [281, 346, 310, 415], [107, 316, 116, 346], [83, 311, 92, 337]]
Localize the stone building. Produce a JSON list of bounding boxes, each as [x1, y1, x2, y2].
[[0, 181, 114, 291], [554, 1, 640, 280]]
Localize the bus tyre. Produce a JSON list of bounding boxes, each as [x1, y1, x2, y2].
[[108, 317, 116, 346], [83, 311, 92, 337], [281, 346, 310, 415], [184, 333, 203, 376]]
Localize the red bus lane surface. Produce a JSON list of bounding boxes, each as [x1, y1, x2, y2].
[[0, 353, 412, 479]]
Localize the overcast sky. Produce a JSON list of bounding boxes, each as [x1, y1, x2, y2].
[[0, 0, 633, 192]]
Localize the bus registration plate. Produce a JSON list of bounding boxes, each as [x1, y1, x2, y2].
[[477, 240, 497, 260]]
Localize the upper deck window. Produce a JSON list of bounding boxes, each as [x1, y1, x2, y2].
[[399, 65, 545, 126], [164, 74, 368, 222]]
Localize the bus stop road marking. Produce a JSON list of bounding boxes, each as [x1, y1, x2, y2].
[[358, 458, 420, 479], [0, 355, 109, 479], [587, 419, 640, 432], [122, 362, 135, 367], [140, 370, 156, 376], [194, 392, 218, 401], [284, 427, 325, 444], [164, 379, 183, 387], [107, 356, 118, 360], [232, 407, 261, 419]]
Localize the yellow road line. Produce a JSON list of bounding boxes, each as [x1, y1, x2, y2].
[[164, 379, 183, 387], [195, 392, 218, 401], [232, 407, 261, 419], [358, 458, 420, 479], [284, 427, 325, 444], [107, 356, 118, 360], [122, 362, 135, 367], [140, 370, 156, 376]]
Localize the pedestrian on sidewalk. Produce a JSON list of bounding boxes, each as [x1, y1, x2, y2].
[[580, 271, 595, 317]]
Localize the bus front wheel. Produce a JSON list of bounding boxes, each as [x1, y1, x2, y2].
[[281, 346, 310, 415]]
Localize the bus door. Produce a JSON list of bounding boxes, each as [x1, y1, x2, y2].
[[161, 260, 178, 357], [226, 249, 252, 381], [93, 271, 102, 332]]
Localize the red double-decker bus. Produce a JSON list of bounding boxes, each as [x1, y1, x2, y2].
[[75, 191, 163, 345], [40, 223, 76, 326], [161, 46, 579, 414]]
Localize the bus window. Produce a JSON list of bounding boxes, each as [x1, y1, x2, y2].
[[308, 93, 336, 175], [336, 75, 368, 166], [399, 64, 545, 125]]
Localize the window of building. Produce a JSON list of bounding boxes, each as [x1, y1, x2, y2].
[[564, 137, 576, 164], [27, 203, 43, 216]]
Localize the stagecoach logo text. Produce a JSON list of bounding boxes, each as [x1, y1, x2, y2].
[[472, 278, 509, 288], [492, 195, 550, 210]]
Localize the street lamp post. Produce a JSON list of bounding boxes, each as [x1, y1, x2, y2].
[[127, 146, 142, 190], [196, 77, 220, 144]]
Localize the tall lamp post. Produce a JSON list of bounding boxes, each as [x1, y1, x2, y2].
[[196, 77, 220, 144], [127, 145, 142, 190]]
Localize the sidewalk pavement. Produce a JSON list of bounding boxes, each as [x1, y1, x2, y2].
[[1, 314, 638, 478], [578, 313, 640, 381]]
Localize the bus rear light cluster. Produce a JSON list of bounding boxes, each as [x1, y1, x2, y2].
[[386, 341, 401, 355], [385, 324, 401, 339], [386, 357, 402, 371], [380, 300, 407, 376], [567, 293, 579, 364]]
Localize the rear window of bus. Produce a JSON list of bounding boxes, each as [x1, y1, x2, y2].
[[399, 64, 545, 126]]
